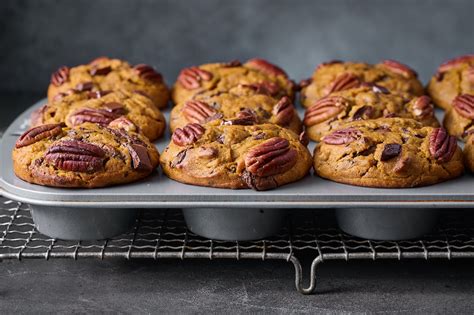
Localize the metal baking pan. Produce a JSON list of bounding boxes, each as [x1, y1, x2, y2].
[[1, 99, 474, 241]]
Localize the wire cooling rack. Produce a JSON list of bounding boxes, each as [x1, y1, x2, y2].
[[1, 197, 474, 294]]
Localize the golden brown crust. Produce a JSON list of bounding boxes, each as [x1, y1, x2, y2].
[[31, 91, 166, 141], [300, 60, 424, 108], [170, 93, 302, 134], [304, 86, 439, 142], [47, 57, 170, 109], [12, 123, 160, 188], [314, 118, 464, 188], [160, 122, 312, 190], [171, 59, 295, 105]]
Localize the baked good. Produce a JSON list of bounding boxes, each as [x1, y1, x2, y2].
[[160, 121, 311, 190], [300, 59, 424, 108], [170, 93, 302, 134], [47, 57, 170, 109], [31, 90, 166, 141], [304, 85, 439, 142], [465, 132, 474, 172], [314, 118, 464, 188], [171, 59, 295, 105], [12, 123, 159, 188], [427, 55, 474, 110], [443, 94, 474, 140]]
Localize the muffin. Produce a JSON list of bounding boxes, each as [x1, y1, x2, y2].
[[314, 118, 464, 188], [170, 93, 302, 134], [160, 121, 312, 190], [171, 58, 296, 105], [47, 57, 170, 109], [427, 54, 474, 110], [13, 123, 159, 188], [304, 85, 439, 142], [300, 59, 424, 108], [31, 90, 166, 141]]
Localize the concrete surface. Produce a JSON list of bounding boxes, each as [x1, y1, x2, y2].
[[1, 259, 474, 314]]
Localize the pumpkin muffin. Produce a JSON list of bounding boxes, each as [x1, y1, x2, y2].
[[13, 123, 159, 188], [160, 121, 311, 191], [304, 85, 439, 142], [300, 59, 424, 108], [314, 118, 464, 188], [31, 90, 166, 141], [171, 59, 296, 105], [170, 93, 302, 134], [427, 54, 474, 110], [47, 57, 170, 109]]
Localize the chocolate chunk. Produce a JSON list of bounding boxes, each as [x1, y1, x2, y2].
[[381, 144, 401, 161]]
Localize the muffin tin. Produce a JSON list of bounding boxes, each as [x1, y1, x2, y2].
[[1, 100, 474, 241]]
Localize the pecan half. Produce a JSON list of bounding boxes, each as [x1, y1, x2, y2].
[[304, 96, 347, 126], [353, 106, 374, 121], [133, 64, 163, 82], [16, 123, 63, 148], [75, 82, 94, 92], [51, 66, 69, 86], [429, 128, 457, 162], [438, 54, 474, 73], [44, 140, 106, 172], [109, 117, 137, 132], [172, 123, 205, 146], [412, 95, 434, 118], [126, 143, 152, 171], [240, 82, 281, 97], [87, 90, 112, 99], [380, 60, 417, 78], [177, 66, 213, 89], [245, 58, 287, 77], [380, 143, 401, 161], [244, 137, 297, 177], [272, 96, 294, 125], [90, 66, 112, 76], [68, 108, 121, 126], [315, 60, 343, 71], [183, 100, 218, 124], [453, 94, 474, 119], [322, 127, 362, 145], [325, 73, 361, 95]]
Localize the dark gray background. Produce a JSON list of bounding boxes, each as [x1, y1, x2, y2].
[[1, 0, 473, 96]]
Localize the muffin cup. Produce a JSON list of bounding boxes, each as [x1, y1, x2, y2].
[[30, 205, 138, 240], [182, 208, 286, 241], [336, 208, 439, 240]]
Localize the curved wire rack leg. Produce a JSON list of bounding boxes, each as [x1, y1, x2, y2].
[[290, 255, 324, 295]]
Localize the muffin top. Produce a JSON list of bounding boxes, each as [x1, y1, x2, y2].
[[300, 59, 424, 108], [13, 122, 160, 188], [171, 59, 296, 105], [427, 54, 474, 110], [47, 57, 170, 109]]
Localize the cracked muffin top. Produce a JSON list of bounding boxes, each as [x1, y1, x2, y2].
[[31, 90, 166, 141], [170, 92, 302, 135], [171, 59, 296, 105], [427, 54, 474, 110], [465, 133, 474, 173], [12, 122, 160, 188], [47, 57, 170, 109], [300, 59, 424, 108], [160, 121, 311, 190], [304, 86, 439, 142], [314, 118, 464, 188]]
